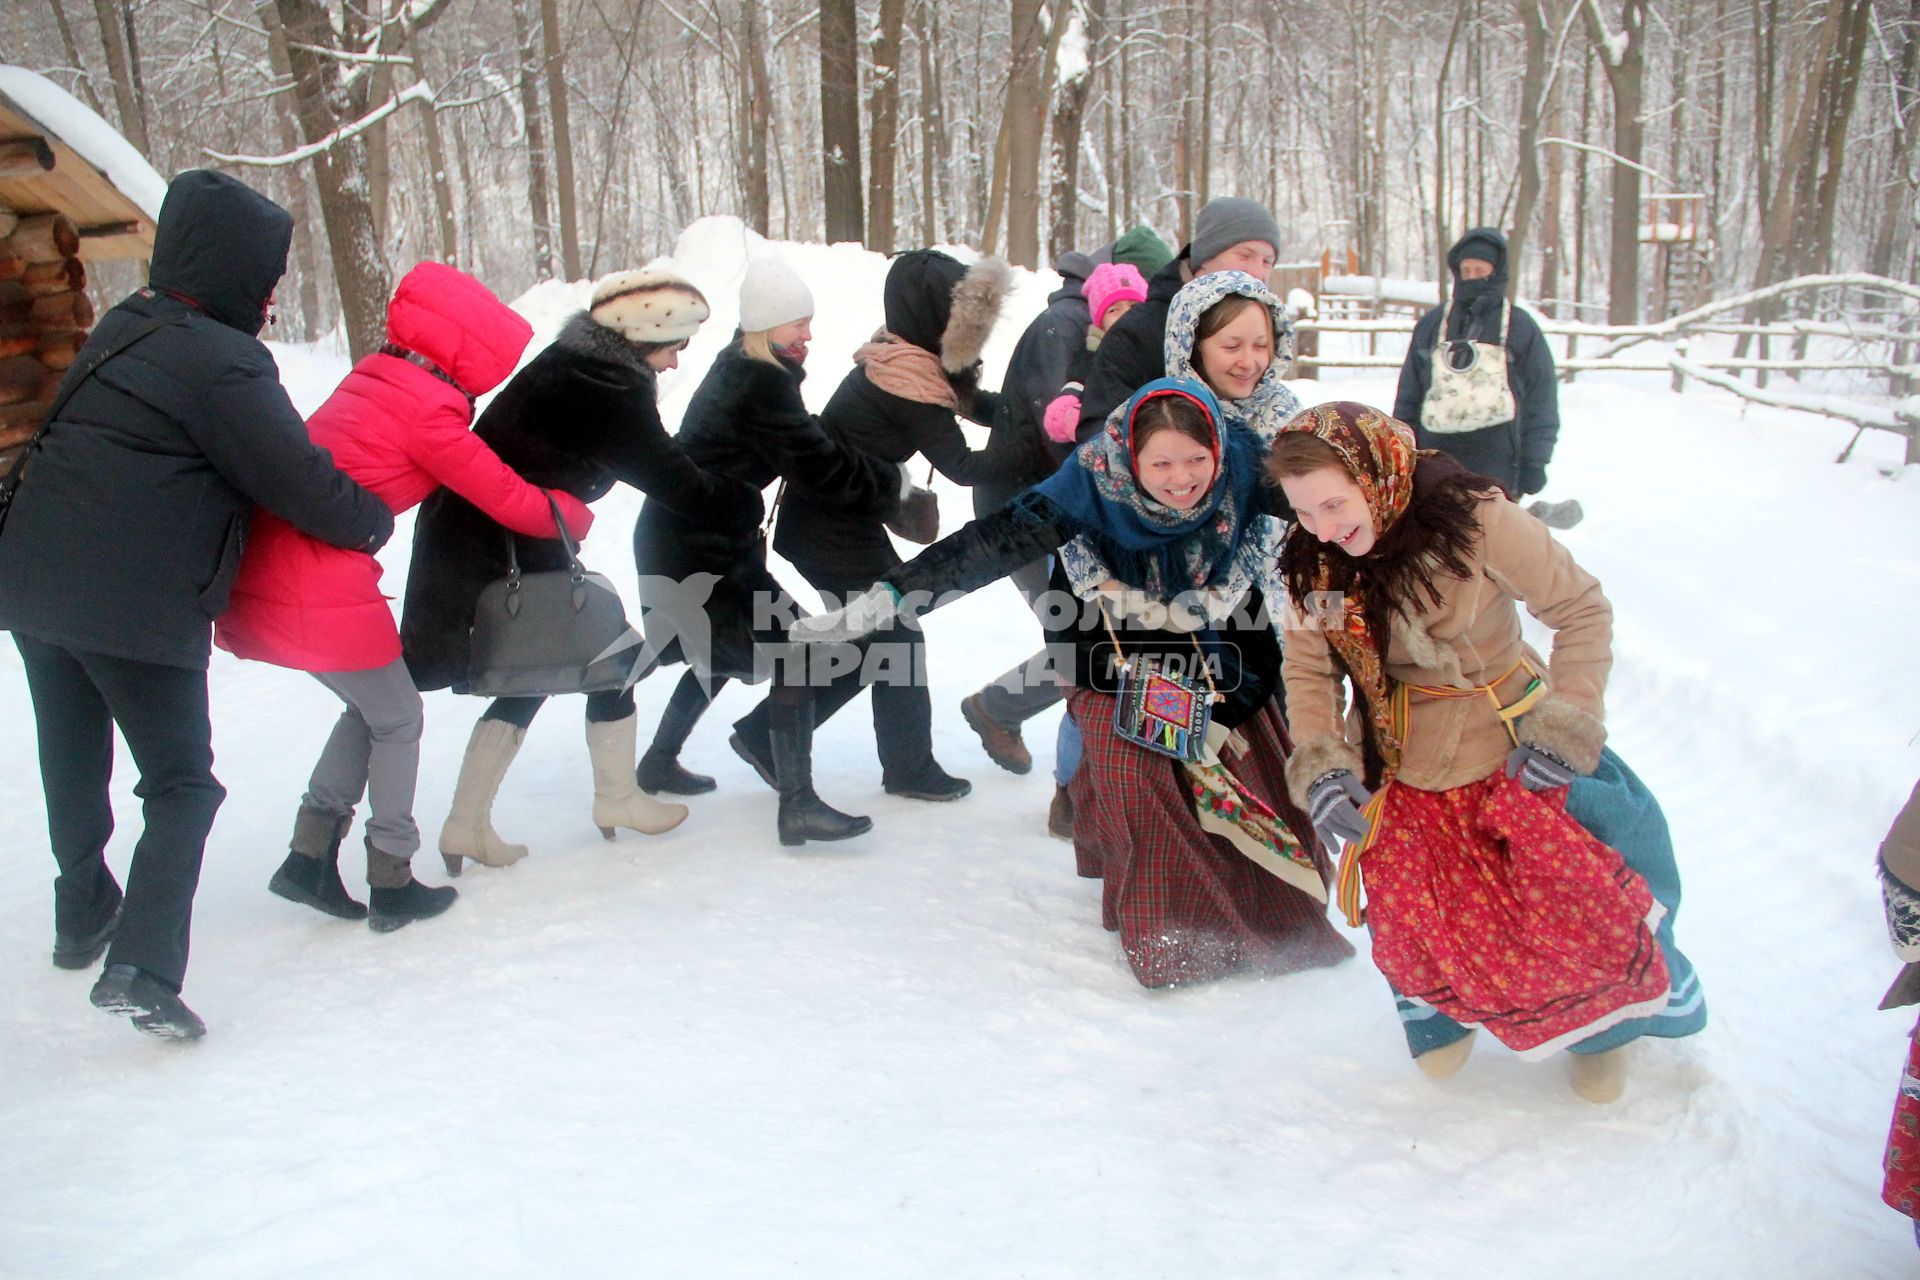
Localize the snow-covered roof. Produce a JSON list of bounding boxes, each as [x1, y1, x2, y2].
[[0, 65, 162, 259]]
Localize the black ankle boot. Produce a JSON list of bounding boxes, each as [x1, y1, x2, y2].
[[269, 805, 367, 920], [636, 747, 717, 795], [637, 671, 721, 794], [366, 843, 457, 932], [769, 699, 871, 846]]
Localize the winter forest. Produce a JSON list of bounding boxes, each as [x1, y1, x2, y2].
[[7, 0, 1918, 354]]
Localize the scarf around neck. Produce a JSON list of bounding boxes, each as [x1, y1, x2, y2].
[[854, 331, 957, 409]]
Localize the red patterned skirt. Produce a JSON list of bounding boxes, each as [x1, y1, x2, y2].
[[1885, 1032, 1920, 1218], [1363, 770, 1672, 1058], [1067, 690, 1354, 989]]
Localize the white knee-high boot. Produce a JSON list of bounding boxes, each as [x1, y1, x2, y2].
[[438, 719, 531, 874], [586, 713, 688, 838]]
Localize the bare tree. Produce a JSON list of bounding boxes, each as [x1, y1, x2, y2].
[[1579, 0, 1649, 324], [867, 0, 910, 254], [821, 0, 864, 243]]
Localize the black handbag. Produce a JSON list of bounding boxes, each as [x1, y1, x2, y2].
[[885, 463, 939, 544], [465, 493, 645, 697]]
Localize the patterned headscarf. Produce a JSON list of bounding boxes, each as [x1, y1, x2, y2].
[[1163, 270, 1299, 441], [1033, 377, 1265, 599], [1278, 401, 1429, 778]]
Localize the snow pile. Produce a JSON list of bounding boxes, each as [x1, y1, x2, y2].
[[2, 234, 1918, 1278], [0, 64, 167, 221]]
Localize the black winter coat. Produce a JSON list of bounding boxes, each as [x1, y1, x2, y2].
[[632, 337, 901, 675], [401, 314, 762, 692], [0, 170, 393, 669], [1392, 229, 1561, 498], [1074, 249, 1191, 443], [773, 365, 1012, 584], [886, 501, 1283, 728], [973, 251, 1095, 515]]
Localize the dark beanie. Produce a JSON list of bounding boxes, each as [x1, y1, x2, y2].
[[1191, 198, 1281, 269], [882, 249, 969, 355], [1109, 225, 1176, 276]]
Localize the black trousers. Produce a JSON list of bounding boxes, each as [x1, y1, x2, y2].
[[792, 566, 939, 785], [14, 633, 226, 991]]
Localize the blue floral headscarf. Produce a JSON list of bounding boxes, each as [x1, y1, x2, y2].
[[1032, 377, 1266, 599]]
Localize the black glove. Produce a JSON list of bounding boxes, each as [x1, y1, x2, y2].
[[1504, 743, 1575, 792], [1517, 462, 1547, 499], [1307, 770, 1373, 850]]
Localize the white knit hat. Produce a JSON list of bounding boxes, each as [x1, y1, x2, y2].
[[589, 270, 709, 343], [738, 257, 815, 333]]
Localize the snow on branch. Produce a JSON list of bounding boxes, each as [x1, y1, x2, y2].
[[1580, 0, 1629, 69], [1536, 137, 1666, 182], [1594, 273, 1920, 357], [1672, 355, 1913, 434], [204, 80, 436, 167], [287, 42, 421, 67]]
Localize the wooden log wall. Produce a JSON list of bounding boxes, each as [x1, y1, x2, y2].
[[0, 210, 87, 470]]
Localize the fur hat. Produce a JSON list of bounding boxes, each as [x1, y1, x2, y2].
[[589, 270, 709, 343], [1191, 197, 1282, 270], [738, 257, 814, 332], [881, 250, 1013, 372], [1084, 262, 1148, 330]]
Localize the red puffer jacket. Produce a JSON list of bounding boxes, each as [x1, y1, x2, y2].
[[216, 261, 592, 672]]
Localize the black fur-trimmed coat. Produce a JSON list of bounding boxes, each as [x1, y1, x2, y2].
[[400, 313, 761, 692]]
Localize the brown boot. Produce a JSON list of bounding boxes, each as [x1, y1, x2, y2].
[[961, 692, 1032, 775], [1047, 783, 1074, 841]]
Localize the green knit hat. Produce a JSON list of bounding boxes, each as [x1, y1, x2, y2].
[[1109, 225, 1175, 276]]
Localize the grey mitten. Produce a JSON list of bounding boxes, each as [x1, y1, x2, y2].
[[1307, 770, 1373, 850], [1504, 743, 1575, 792]]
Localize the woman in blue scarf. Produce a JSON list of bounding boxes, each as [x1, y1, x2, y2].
[[797, 372, 1351, 989]]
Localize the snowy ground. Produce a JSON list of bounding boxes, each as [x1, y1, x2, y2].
[[4, 225, 1917, 1278]]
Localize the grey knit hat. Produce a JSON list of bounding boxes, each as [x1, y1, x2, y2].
[[1190, 197, 1281, 270]]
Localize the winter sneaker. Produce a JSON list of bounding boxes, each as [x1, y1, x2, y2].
[[960, 692, 1033, 775], [636, 748, 717, 796], [1415, 1030, 1477, 1080], [367, 879, 459, 933], [884, 765, 972, 802], [1047, 784, 1075, 841], [1569, 1044, 1630, 1103], [52, 899, 123, 970], [729, 729, 778, 790], [1526, 498, 1585, 530], [90, 964, 206, 1041]]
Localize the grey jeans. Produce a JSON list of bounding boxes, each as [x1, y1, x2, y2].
[[303, 659, 424, 858]]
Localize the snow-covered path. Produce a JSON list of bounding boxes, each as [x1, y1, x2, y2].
[[3, 239, 1915, 1276]]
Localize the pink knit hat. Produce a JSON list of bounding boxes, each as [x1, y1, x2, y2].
[[1084, 262, 1148, 330]]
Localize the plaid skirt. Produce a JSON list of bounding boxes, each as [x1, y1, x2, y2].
[[1067, 690, 1354, 989]]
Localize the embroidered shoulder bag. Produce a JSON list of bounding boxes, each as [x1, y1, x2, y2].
[[1422, 298, 1517, 434], [1098, 599, 1221, 762]]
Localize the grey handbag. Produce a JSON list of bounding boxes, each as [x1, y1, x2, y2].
[[465, 493, 646, 697]]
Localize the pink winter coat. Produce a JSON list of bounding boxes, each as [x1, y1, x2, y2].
[[216, 261, 592, 672]]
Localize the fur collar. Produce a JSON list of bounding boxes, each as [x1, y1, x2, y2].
[[941, 258, 1013, 372], [553, 311, 654, 374]]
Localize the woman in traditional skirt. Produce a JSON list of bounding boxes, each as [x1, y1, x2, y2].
[[793, 372, 1353, 989], [1267, 401, 1706, 1101], [1875, 781, 1920, 1245]]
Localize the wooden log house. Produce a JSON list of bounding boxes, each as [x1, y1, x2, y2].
[[0, 83, 157, 475]]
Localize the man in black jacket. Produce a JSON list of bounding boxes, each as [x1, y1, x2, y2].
[[0, 169, 394, 1040], [1392, 227, 1561, 503], [1074, 198, 1282, 441]]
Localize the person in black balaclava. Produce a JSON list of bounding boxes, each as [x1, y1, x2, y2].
[[1393, 228, 1575, 527]]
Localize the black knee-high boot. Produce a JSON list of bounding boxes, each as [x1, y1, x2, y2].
[[770, 695, 871, 846], [638, 670, 725, 795]]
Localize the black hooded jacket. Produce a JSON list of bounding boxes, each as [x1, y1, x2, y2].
[[973, 250, 1095, 516], [0, 169, 393, 669], [1392, 227, 1561, 498]]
